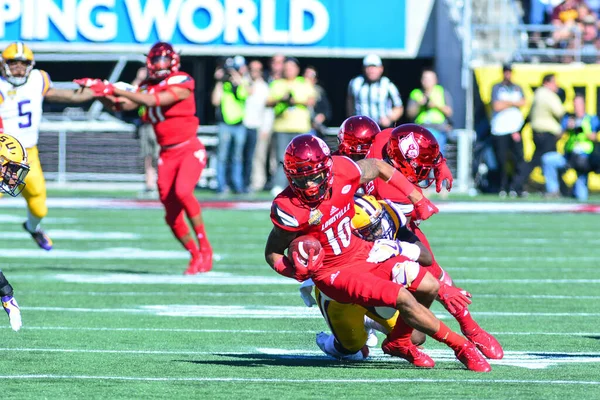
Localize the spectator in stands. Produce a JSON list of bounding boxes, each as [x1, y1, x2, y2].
[[132, 67, 159, 199], [242, 60, 270, 193], [490, 64, 527, 198], [513, 73, 565, 195], [551, 0, 585, 51], [346, 54, 403, 129], [578, 14, 600, 63], [303, 65, 331, 138], [266, 57, 316, 196], [211, 56, 249, 195], [407, 68, 454, 154], [260, 54, 284, 191], [542, 93, 598, 200]]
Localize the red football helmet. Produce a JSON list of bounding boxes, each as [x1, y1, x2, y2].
[[283, 134, 334, 205], [385, 124, 441, 188], [146, 42, 180, 80], [337, 116, 381, 160]]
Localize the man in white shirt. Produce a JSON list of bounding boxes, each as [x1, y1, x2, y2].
[[490, 64, 527, 197]]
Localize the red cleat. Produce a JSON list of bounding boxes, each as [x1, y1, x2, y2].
[[184, 254, 204, 275], [454, 341, 492, 372], [382, 338, 435, 368], [197, 249, 213, 273], [464, 328, 504, 360]]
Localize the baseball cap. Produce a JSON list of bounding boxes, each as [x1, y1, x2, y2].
[[363, 54, 382, 67], [284, 56, 300, 67], [502, 63, 513, 72]]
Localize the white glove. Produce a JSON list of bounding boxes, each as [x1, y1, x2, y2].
[[367, 239, 401, 263], [299, 279, 317, 307]]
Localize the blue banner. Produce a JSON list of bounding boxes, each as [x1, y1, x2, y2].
[[0, 0, 432, 57]]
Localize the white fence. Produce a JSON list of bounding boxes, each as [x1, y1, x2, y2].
[[38, 120, 475, 192]]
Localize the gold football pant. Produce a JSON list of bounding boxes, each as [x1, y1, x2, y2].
[[22, 146, 48, 219], [315, 288, 398, 353]]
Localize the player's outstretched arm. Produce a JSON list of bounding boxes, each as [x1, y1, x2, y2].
[[356, 158, 439, 221], [45, 87, 96, 103], [112, 86, 191, 108]]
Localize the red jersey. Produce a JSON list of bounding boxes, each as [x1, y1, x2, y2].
[[139, 72, 199, 147], [270, 156, 371, 271], [364, 129, 422, 209]]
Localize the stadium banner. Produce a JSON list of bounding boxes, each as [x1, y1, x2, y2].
[[0, 0, 433, 58], [475, 63, 600, 190]]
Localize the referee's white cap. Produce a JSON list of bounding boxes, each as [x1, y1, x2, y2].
[[363, 54, 382, 67]]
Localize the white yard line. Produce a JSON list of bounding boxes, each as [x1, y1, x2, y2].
[[18, 305, 600, 318], [19, 326, 600, 337], [0, 375, 598, 385]]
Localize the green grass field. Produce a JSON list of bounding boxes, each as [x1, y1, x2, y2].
[[1, 204, 599, 399]]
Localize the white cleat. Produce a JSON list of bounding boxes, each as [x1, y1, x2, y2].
[[2, 296, 22, 332], [365, 328, 379, 347], [316, 332, 368, 361]]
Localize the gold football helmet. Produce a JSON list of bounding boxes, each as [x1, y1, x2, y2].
[[2, 42, 35, 86], [352, 194, 387, 241], [0, 133, 29, 197]]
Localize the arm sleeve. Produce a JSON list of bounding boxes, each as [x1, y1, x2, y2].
[[40, 70, 53, 96], [491, 84, 500, 104]]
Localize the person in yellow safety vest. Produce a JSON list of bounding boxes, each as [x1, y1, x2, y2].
[[211, 56, 250, 194], [541, 93, 599, 201], [407, 69, 454, 154]]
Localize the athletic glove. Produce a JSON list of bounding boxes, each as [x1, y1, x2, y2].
[[413, 197, 439, 221], [434, 157, 453, 193], [438, 282, 472, 315], [367, 239, 400, 263]]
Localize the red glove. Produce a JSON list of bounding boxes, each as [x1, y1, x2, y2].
[[434, 157, 453, 193], [438, 282, 472, 315], [273, 256, 308, 282], [73, 78, 101, 88], [73, 78, 114, 96], [413, 197, 439, 221], [293, 248, 325, 276]]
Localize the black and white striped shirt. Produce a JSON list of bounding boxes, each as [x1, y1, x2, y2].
[[348, 75, 403, 122]]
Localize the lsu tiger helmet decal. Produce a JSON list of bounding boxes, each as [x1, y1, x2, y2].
[[0, 133, 29, 197], [1, 42, 35, 86], [351, 194, 394, 242]]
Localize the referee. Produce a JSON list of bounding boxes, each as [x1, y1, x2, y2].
[[346, 54, 403, 129]]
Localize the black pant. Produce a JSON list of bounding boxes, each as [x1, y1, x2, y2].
[[512, 131, 558, 192], [491, 134, 526, 192]]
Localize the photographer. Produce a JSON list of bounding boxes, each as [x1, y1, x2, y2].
[[211, 56, 249, 194], [407, 68, 453, 154], [541, 94, 598, 201], [266, 56, 316, 195]]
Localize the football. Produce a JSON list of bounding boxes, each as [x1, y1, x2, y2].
[[287, 235, 322, 266]]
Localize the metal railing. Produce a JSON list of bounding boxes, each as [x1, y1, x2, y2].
[[38, 120, 475, 192]]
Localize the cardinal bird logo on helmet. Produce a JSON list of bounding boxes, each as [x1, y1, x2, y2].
[[399, 132, 420, 159]]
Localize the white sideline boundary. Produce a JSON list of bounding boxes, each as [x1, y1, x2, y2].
[[0, 375, 598, 385], [0, 197, 598, 213]]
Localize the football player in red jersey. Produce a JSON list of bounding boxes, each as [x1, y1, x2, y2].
[[365, 123, 503, 360], [265, 134, 491, 372], [74, 42, 213, 274], [334, 115, 381, 161]]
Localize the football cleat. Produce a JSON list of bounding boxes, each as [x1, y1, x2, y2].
[[23, 222, 53, 251], [464, 328, 504, 359], [199, 248, 213, 273], [2, 296, 22, 332], [365, 328, 379, 347], [454, 341, 492, 372], [381, 338, 435, 368], [316, 332, 369, 361]]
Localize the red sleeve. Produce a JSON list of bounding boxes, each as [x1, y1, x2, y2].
[[270, 200, 303, 232], [165, 73, 195, 91], [551, 5, 562, 21], [333, 156, 362, 190]]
